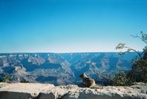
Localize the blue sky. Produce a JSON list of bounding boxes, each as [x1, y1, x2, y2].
[[0, 0, 147, 53]]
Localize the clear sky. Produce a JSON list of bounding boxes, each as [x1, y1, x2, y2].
[[0, 0, 147, 53]]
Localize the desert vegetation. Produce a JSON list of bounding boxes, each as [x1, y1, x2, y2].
[[0, 73, 11, 83], [111, 31, 147, 86]]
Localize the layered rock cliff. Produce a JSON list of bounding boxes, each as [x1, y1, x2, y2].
[[0, 53, 137, 85]]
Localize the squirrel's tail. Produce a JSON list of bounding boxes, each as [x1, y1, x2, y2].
[[90, 85, 103, 89]]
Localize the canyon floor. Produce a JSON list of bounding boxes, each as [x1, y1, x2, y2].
[[0, 82, 147, 99]]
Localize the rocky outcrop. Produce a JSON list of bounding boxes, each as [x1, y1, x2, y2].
[[62, 87, 147, 99], [0, 91, 33, 99], [36, 93, 55, 99], [0, 83, 147, 99]]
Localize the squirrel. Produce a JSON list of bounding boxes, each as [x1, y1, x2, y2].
[[79, 73, 103, 89]]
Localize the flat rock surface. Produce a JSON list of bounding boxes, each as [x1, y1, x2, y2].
[[0, 83, 147, 99], [0, 83, 54, 93]]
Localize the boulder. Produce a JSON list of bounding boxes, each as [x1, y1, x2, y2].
[[36, 92, 55, 99], [0, 91, 33, 99]]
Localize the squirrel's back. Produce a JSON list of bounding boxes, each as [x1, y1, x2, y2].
[[80, 73, 95, 87]]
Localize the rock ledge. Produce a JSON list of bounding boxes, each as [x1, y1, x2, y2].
[[0, 83, 147, 99]]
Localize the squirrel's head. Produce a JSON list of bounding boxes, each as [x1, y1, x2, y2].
[[79, 73, 87, 78]]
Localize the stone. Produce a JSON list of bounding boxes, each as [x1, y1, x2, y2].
[[0, 91, 33, 99], [36, 92, 55, 99]]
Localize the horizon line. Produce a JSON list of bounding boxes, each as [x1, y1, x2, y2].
[[0, 51, 141, 54]]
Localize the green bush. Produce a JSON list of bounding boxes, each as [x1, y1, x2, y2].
[[3, 74, 11, 83], [127, 59, 147, 83], [112, 31, 147, 86], [112, 70, 131, 86], [0, 77, 4, 82], [20, 79, 30, 83]]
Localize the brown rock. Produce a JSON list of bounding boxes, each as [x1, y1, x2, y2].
[[36, 92, 55, 99], [0, 91, 33, 99]]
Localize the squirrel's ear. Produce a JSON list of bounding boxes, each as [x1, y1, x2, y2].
[[79, 73, 84, 77], [83, 73, 86, 75], [79, 73, 82, 77]]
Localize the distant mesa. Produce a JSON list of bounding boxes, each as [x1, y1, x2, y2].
[[0, 52, 137, 85]]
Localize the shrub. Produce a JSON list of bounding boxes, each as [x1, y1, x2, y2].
[[20, 79, 30, 83], [112, 31, 147, 86], [112, 70, 131, 86]]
